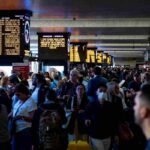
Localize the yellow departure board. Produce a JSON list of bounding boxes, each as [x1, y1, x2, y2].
[[40, 37, 65, 49], [96, 51, 103, 63], [38, 33, 70, 60], [69, 42, 87, 63], [0, 10, 32, 56], [107, 55, 111, 65], [86, 49, 96, 63], [1, 18, 20, 55], [103, 53, 107, 63], [70, 45, 80, 62]]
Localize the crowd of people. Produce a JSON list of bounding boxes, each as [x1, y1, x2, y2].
[[0, 66, 150, 150]]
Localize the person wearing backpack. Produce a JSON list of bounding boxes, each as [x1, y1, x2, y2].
[[32, 89, 68, 150]]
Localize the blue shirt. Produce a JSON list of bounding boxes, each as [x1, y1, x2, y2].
[[146, 140, 150, 150]]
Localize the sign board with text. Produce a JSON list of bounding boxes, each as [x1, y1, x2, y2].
[[86, 48, 96, 63], [0, 10, 32, 57], [69, 42, 87, 63], [12, 63, 29, 79], [38, 32, 70, 61]]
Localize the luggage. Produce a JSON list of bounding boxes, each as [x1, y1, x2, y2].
[[68, 140, 91, 150]]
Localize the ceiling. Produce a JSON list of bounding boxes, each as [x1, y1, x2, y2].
[[1, 0, 150, 59]]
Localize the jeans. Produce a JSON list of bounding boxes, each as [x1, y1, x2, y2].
[[12, 128, 32, 150]]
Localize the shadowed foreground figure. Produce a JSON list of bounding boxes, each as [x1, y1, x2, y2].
[[134, 84, 150, 150]]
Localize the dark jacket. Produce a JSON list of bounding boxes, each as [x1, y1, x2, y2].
[[66, 94, 89, 134], [32, 84, 49, 106], [60, 80, 78, 98], [84, 100, 115, 139], [32, 101, 67, 150]]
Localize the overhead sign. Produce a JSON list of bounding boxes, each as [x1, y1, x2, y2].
[[86, 48, 96, 63], [103, 53, 107, 64], [38, 32, 70, 61], [96, 51, 103, 64], [107, 55, 112, 65], [69, 42, 87, 63], [0, 10, 32, 56]]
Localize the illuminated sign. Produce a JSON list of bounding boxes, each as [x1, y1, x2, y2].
[[103, 53, 107, 63], [38, 33, 70, 60], [86, 49, 96, 63], [96, 51, 103, 63], [107, 55, 112, 65], [69, 42, 87, 63], [0, 10, 32, 56]]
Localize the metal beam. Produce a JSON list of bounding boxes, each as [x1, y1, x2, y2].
[[88, 43, 147, 47], [31, 18, 150, 28], [30, 35, 149, 40]]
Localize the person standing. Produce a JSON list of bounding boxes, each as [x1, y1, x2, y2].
[[11, 83, 37, 150], [134, 84, 150, 150], [0, 104, 10, 150]]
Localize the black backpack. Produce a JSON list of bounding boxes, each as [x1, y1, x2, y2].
[[39, 107, 68, 150]]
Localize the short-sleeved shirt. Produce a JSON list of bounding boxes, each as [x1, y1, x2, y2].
[[13, 97, 37, 132]]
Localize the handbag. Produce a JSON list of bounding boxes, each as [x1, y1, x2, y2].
[[118, 122, 134, 142]]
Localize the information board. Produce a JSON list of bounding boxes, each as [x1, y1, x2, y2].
[[86, 48, 96, 63], [0, 10, 32, 56], [96, 51, 103, 64], [107, 55, 112, 65], [103, 53, 107, 64], [69, 42, 87, 63], [38, 32, 70, 60]]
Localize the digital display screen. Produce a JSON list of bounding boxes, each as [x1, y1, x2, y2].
[[86, 49, 96, 63], [69, 43, 87, 62], [96, 51, 103, 64], [0, 10, 31, 56], [38, 33, 70, 60]]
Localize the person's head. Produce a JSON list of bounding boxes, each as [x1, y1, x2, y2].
[[69, 69, 79, 83], [0, 76, 9, 87], [76, 84, 85, 97], [107, 81, 120, 96], [8, 75, 20, 87], [54, 74, 59, 81], [96, 83, 108, 102], [14, 83, 30, 101], [133, 72, 141, 82], [44, 72, 50, 79], [134, 84, 150, 130], [143, 72, 150, 82], [0, 72, 5, 79], [94, 66, 101, 76], [32, 73, 46, 86], [87, 67, 94, 78]]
